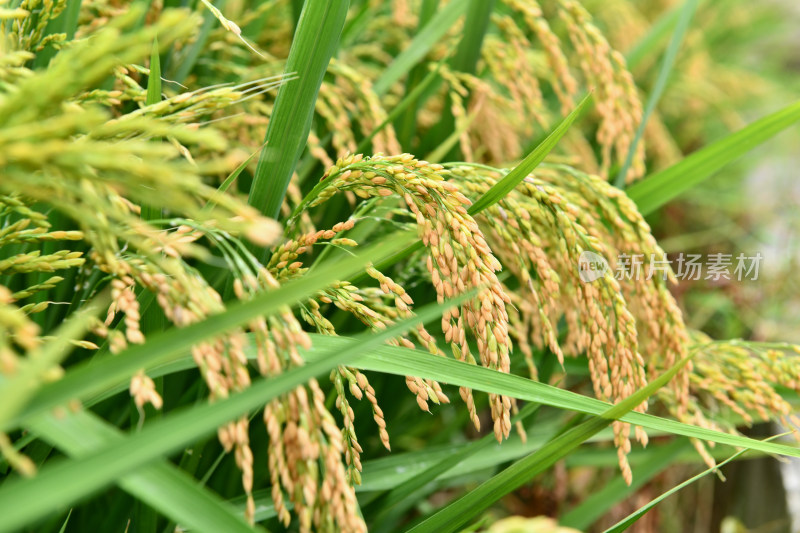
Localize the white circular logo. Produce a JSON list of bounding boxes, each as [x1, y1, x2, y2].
[[578, 251, 609, 283]]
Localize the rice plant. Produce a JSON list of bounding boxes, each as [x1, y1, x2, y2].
[[2, 0, 799, 531]]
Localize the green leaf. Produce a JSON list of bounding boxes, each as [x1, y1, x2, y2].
[[203, 143, 265, 213], [57, 509, 72, 533], [27, 411, 261, 533], [302, 337, 800, 459], [625, 2, 683, 70], [2, 232, 416, 433], [466, 93, 593, 215], [372, 0, 468, 95], [395, 0, 441, 148], [356, 432, 750, 494], [49, 333, 800, 465], [615, 0, 697, 188], [0, 296, 465, 532], [561, 438, 689, 530], [602, 438, 778, 533], [62, 0, 83, 40], [247, 0, 349, 221], [450, 0, 495, 76], [405, 354, 692, 533], [627, 99, 800, 215], [32, 0, 84, 66], [64, 334, 800, 465], [145, 38, 161, 107]]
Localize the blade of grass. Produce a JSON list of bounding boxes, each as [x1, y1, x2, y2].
[[62, 0, 82, 39], [58, 509, 72, 533], [247, 0, 349, 223], [302, 336, 800, 459], [405, 355, 692, 533], [0, 296, 466, 532], [32, 0, 84, 66], [615, 0, 697, 188], [11, 327, 800, 467], [466, 93, 592, 215], [2, 231, 416, 433], [145, 38, 161, 107], [203, 144, 265, 213], [627, 99, 800, 215], [355, 432, 754, 495], [561, 438, 689, 530], [290, 0, 304, 29], [372, 0, 468, 95], [450, 0, 494, 75], [234, 428, 763, 523], [602, 435, 786, 533], [140, 38, 166, 343], [28, 410, 262, 533], [625, 2, 682, 70], [340, 0, 371, 44]]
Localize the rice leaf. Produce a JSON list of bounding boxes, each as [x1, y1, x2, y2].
[[57, 509, 72, 533], [77, 336, 800, 462], [615, 0, 697, 188], [372, 0, 467, 95], [357, 65, 441, 154], [356, 434, 748, 494], [28, 411, 261, 533], [625, 2, 683, 70], [145, 38, 161, 107], [203, 144, 265, 213], [602, 437, 784, 533], [247, 0, 349, 221], [450, 0, 495, 75], [396, 0, 442, 148], [467, 93, 592, 215], [627, 99, 800, 215], [425, 0, 495, 160], [302, 337, 800, 459], [404, 354, 692, 533]]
